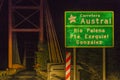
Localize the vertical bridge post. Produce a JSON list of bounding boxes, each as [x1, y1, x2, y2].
[[8, 0, 43, 68]]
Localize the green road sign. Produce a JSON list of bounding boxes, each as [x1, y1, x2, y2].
[[65, 11, 114, 48]]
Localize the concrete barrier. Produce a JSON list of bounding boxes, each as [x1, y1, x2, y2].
[[47, 63, 83, 80], [0, 71, 8, 80]]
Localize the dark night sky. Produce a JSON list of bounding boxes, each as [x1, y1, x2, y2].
[[0, 0, 120, 70]]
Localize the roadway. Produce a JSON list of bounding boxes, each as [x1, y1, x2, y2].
[[7, 70, 44, 80]]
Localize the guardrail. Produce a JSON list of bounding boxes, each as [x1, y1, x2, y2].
[[0, 68, 25, 80], [0, 70, 8, 80]]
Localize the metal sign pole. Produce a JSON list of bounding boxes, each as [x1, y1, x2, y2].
[[73, 48, 77, 80], [103, 48, 106, 80]]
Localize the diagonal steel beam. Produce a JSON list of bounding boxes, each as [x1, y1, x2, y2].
[[30, 0, 39, 6], [14, 0, 23, 5], [14, 10, 39, 28]]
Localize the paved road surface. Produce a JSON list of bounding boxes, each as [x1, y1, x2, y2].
[[8, 70, 44, 80]]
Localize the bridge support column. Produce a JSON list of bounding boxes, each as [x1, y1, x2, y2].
[[8, 0, 13, 68], [8, 0, 44, 68], [8, 29, 13, 68]]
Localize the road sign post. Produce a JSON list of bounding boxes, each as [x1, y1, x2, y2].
[[103, 48, 106, 80], [73, 48, 77, 80]]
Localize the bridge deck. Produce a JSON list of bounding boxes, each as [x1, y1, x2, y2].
[[7, 70, 44, 80]]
